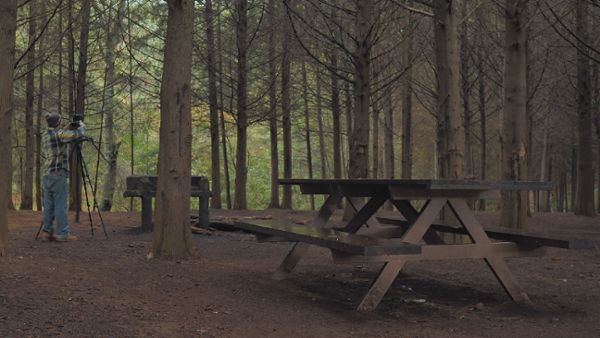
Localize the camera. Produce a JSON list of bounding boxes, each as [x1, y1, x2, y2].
[[68, 114, 84, 129]]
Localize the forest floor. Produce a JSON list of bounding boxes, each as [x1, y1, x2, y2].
[[1, 209, 600, 338]]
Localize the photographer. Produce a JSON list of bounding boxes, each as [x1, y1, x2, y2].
[[40, 112, 85, 242]]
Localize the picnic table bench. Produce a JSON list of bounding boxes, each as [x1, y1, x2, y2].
[[234, 179, 597, 311], [123, 175, 210, 231]]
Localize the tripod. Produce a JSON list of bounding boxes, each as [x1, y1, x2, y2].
[[35, 137, 108, 240]]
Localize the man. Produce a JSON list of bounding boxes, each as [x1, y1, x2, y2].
[[41, 112, 84, 242]]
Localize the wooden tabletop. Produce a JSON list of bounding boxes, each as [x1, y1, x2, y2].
[[278, 178, 553, 191]]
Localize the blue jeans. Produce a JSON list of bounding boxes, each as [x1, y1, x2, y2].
[[42, 175, 70, 236]]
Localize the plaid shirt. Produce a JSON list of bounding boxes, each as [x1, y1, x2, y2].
[[43, 127, 84, 177]]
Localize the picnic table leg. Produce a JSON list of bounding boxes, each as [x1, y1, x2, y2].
[[357, 199, 446, 311], [357, 261, 406, 311], [391, 200, 445, 244], [198, 194, 209, 228], [344, 197, 387, 233], [272, 193, 342, 280], [141, 196, 153, 232], [447, 199, 531, 303]]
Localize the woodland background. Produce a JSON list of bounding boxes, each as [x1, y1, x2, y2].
[[4, 0, 600, 218]]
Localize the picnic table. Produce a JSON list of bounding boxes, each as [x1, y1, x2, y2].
[[234, 179, 596, 311], [123, 175, 210, 231]]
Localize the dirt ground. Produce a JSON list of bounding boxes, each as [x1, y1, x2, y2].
[[1, 209, 599, 338]]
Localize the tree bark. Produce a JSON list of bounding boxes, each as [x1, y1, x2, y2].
[[384, 87, 394, 179], [152, 0, 195, 259], [570, 145, 577, 211], [0, 0, 17, 256], [281, 9, 292, 209], [21, 0, 36, 210], [460, 0, 472, 179], [574, 0, 595, 216], [331, 49, 342, 180], [348, 1, 372, 179], [302, 61, 315, 210], [35, 0, 45, 211], [539, 114, 550, 212], [371, 94, 380, 178], [69, 0, 90, 213], [267, 0, 279, 208], [401, 15, 414, 179], [101, 0, 125, 212], [233, 0, 249, 210], [216, 2, 232, 209], [500, 0, 529, 228], [345, 81, 353, 177], [433, 0, 464, 179], [316, 63, 327, 178], [205, 0, 222, 209], [592, 63, 600, 213], [478, 58, 487, 210]]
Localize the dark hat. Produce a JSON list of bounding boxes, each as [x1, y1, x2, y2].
[[44, 112, 61, 128]]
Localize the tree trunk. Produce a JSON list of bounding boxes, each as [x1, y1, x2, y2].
[[316, 64, 327, 178], [348, 1, 372, 179], [0, 0, 17, 256], [574, 0, 595, 216], [233, 0, 248, 210], [460, 0, 472, 179], [21, 0, 36, 210], [384, 87, 394, 179], [478, 60, 487, 210], [35, 0, 45, 211], [345, 81, 353, 177], [205, 0, 221, 209], [281, 10, 292, 209], [216, 1, 231, 209], [433, 0, 464, 179], [401, 15, 414, 179], [570, 146, 577, 211], [371, 95, 380, 178], [101, 0, 125, 212], [127, 0, 135, 211], [69, 0, 90, 213], [152, 0, 195, 259], [331, 50, 342, 180], [302, 61, 315, 210], [539, 114, 550, 212], [592, 63, 600, 213], [267, 0, 279, 208], [500, 0, 529, 228]]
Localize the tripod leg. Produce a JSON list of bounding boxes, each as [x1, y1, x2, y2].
[[79, 144, 109, 239], [35, 217, 54, 240], [35, 220, 44, 240], [78, 145, 95, 236]]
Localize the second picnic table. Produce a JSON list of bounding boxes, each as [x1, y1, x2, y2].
[[234, 178, 594, 311]]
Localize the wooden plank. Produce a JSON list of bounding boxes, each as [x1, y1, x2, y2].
[[332, 243, 546, 263], [377, 216, 598, 250], [233, 220, 421, 256], [278, 179, 553, 191]]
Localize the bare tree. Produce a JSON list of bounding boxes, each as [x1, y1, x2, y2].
[[233, 0, 249, 209], [267, 0, 280, 208], [151, 0, 195, 259], [101, 0, 125, 212], [500, 0, 529, 228], [69, 0, 91, 213], [433, 0, 464, 179], [205, 0, 222, 209], [21, 0, 37, 210], [574, 0, 595, 216], [0, 0, 17, 255], [281, 5, 293, 209]]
